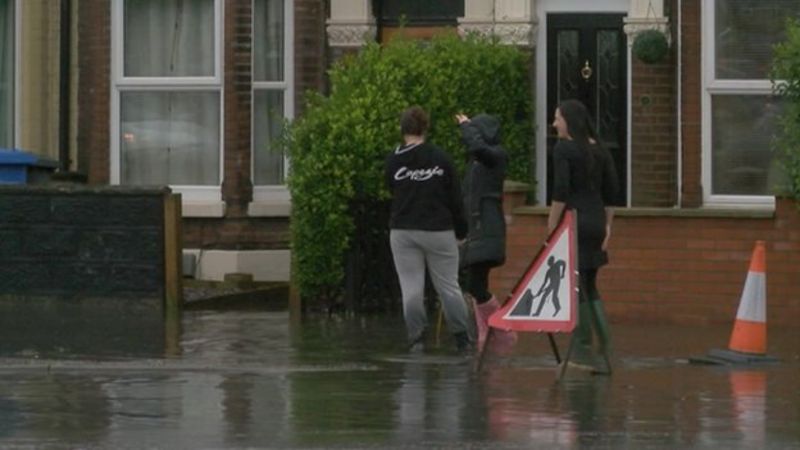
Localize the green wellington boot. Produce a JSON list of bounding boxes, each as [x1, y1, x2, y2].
[[590, 299, 612, 357], [570, 301, 596, 367]]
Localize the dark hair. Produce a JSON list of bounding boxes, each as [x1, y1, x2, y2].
[[400, 106, 429, 136], [557, 99, 599, 171], [557, 99, 595, 146]]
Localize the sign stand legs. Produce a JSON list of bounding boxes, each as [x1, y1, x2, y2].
[[556, 304, 613, 379], [475, 329, 563, 374]]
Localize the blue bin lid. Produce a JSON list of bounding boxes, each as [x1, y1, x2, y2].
[[0, 148, 52, 166]]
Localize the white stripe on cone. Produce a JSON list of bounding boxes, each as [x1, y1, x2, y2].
[[735, 272, 766, 323]]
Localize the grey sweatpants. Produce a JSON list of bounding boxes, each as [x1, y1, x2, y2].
[[390, 229, 472, 342]]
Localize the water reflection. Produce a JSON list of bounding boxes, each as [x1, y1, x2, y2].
[[730, 371, 766, 446], [0, 312, 797, 448], [392, 359, 480, 443], [0, 374, 111, 448], [482, 366, 578, 445]]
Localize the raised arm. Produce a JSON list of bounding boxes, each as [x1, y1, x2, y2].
[[456, 114, 504, 167]]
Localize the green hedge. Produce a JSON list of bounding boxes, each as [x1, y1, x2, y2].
[[287, 34, 535, 303], [772, 18, 800, 201]]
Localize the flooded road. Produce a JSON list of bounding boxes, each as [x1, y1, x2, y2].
[[0, 309, 798, 449]]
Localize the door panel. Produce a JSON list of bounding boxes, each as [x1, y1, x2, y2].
[[546, 14, 627, 206], [376, 0, 462, 43], [379, 26, 456, 42]]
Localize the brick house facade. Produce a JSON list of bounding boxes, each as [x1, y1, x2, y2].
[[3, 0, 798, 323], [326, 0, 800, 326]]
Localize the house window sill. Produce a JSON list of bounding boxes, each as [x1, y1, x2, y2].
[[247, 201, 291, 217], [512, 205, 775, 219], [183, 201, 226, 218]]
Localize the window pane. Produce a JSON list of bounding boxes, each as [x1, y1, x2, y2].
[[253, 0, 284, 82], [596, 30, 622, 147], [556, 30, 579, 105], [715, 0, 800, 79], [121, 91, 220, 185], [124, 0, 215, 77], [0, 0, 13, 147], [253, 89, 285, 185], [712, 95, 784, 195]]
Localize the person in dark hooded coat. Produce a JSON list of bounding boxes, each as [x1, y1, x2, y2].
[[456, 113, 517, 352]]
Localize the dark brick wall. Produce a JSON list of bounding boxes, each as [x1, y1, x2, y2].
[[629, 1, 679, 207], [0, 186, 168, 300], [76, 0, 111, 185], [295, 0, 328, 112], [183, 217, 290, 249], [222, 0, 254, 218], [680, 0, 703, 207]]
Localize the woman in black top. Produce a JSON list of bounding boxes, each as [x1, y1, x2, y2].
[[550, 99, 619, 369], [385, 106, 473, 353], [456, 113, 517, 352]]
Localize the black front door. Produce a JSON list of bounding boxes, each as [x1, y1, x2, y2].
[[546, 14, 627, 206]]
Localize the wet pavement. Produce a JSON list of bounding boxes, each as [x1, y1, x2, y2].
[[0, 308, 798, 449]]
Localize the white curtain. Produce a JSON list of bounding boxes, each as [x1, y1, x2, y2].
[[0, 0, 13, 148], [253, 0, 285, 185], [253, 0, 283, 82], [121, 91, 220, 185], [253, 90, 284, 185], [123, 0, 214, 77], [120, 0, 219, 186]]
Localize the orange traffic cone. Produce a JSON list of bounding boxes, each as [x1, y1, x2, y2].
[[691, 241, 779, 365], [728, 241, 767, 355]]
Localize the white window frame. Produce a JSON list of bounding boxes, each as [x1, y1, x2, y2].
[[701, 0, 776, 209], [250, 0, 294, 217], [13, 0, 18, 146], [110, 0, 226, 215], [4, 0, 20, 147]]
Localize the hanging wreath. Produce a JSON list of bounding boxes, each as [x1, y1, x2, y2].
[[632, 29, 669, 64]]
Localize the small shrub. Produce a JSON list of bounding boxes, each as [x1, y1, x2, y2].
[[632, 29, 669, 64], [287, 33, 535, 305], [772, 18, 800, 201]]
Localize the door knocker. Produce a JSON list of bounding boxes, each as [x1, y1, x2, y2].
[[581, 60, 593, 81]]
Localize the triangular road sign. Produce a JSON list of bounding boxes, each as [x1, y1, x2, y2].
[[488, 210, 578, 333]]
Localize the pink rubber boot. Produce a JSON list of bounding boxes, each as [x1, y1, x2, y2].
[[474, 296, 518, 354]]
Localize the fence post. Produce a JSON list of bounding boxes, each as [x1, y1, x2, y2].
[[164, 193, 183, 313]]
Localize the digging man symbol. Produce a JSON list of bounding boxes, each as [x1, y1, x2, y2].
[[531, 256, 566, 317], [510, 256, 566, 317]]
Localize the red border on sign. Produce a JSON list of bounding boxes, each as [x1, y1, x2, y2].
[[488, 210, 578, 333]]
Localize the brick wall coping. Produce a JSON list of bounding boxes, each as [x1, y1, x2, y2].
[[503, 180, 532, 193], [511, 205, 775, 220], [0, 185, 171, 196]]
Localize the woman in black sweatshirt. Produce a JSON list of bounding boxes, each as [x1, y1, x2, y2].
[[384, 106, 473, 353]]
